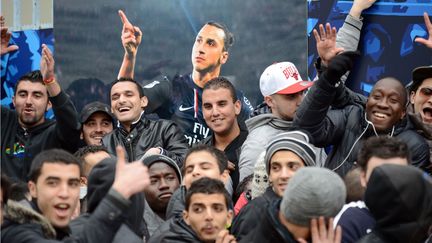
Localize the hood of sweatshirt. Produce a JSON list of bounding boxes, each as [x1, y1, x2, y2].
[[245, 114, 294, 132], [365, 164, 432, 243]]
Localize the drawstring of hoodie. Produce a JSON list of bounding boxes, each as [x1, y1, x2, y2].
[[332, 113, 395, 172]]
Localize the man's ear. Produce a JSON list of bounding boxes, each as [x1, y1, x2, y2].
[[264, 95, 274, 108], [234, 100, 241, 116], [182, 210, 190, 225], [46, 101, 52, 112], [360, 169, 367, 188], [141, 96, 148, 109], [221, 169, 230, 185], [400, 108, 406, 120], [220, 51, 229, 65], [226, 209, 234, 226], [410, 91, 416, 105], [28, 181, 37, 198]]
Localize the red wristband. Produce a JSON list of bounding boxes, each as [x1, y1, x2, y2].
[[43, 76, 56, 85]]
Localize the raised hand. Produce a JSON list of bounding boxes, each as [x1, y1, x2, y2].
[[415, 12, 432, 49], [118, 10, 142, 56], [350, 0, 378, 18], [297, 217, 341, 243], [215, 229, 237, 243], [0, 16, 19, 55], [313, 23, 344, 66], [112, 146, 150, 199], [40, 44, 55, 80]]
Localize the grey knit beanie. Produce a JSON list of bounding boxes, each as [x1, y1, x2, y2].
[[280, 167, 346, 226], [265, 131, 316, 174]]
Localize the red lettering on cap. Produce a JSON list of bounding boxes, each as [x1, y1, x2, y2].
[[282, 66, 299, 81]]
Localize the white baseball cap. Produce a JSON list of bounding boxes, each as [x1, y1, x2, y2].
[[259, 62, 313, 96]]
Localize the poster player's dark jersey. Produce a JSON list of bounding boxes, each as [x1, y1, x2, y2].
[[145, 74, 253, 146]]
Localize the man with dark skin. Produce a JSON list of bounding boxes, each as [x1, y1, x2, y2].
[[142, 154, 182, 236], [293, 50, 430, 176]]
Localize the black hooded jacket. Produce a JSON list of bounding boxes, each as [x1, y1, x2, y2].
[[2, 187, 132, 243], [358, 164, 432, 243], [70, 157, 148, 242], [157, 216, 202, 243], [1, 91, 81, 182], [293, 75, 430, 176], [231, 186, 279, 241], [239, 200, 298, 243]]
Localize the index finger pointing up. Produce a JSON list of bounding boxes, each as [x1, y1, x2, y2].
[[118, 10, 131, 25]]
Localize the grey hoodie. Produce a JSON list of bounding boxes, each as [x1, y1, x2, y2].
[[238, 114, 326, 183]]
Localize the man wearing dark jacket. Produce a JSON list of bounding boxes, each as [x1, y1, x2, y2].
[[358, 164, 432, 243], [158, 177, 235, 243], [231, 131, 318, 241], [200, 76, 248, 196], [293, 51, 430, 176], [334, 136, 410, 243], [102, 78, 189, 166], [407, 65, 432, 172], [148, 145, 230, 243], [239, 167, 346, 243], [1, 147, 150, 242], [142, 154, 182, 236], [1, 44, 81, 182]]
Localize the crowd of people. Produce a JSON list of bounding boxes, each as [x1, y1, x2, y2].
[[1, 0, 432, 242]]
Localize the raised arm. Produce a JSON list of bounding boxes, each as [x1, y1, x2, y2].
[[40, 44, 61, 96], [316, 0, 377, 67], [415, 12, 432, 49], [40, 44, 81, 152], [117, 10, 142, 79], [0, 16, 19, 55], [294, 52, 360, 146]]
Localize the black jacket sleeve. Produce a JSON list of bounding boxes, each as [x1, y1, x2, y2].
[[50, 91, 81, 153], [160, 120, 189, 168], [293, 75, 349, 147]]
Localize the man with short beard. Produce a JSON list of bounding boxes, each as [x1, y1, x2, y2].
[[238, 62, 326, 184], [1, 44, 81, 182]]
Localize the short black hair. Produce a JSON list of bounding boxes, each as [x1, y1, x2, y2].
[[357, 136, 410, 171], [185, 177, 230, 210], [8, 181, 30, 202], [74, 145, 109, 177], [109, 77, 145, 98], [234, 174, 253, 203], [203, 76, 238, 103], [28, 149, 83, 182], [205, 21, 234, 52], [14, 70, 45, 95], [74, 145, 109, 160], [183, 144, 228, 175]]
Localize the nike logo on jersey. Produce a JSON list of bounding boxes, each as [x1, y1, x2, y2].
[[179, 105, 194, 111]]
